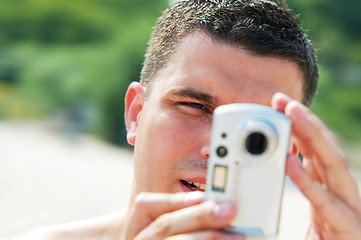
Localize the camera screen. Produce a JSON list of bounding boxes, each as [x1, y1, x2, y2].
[[212, 165, 228, 192]]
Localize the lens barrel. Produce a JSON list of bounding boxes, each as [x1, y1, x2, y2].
[[245, 132, 268, 155], [216, 146, 228, 157]]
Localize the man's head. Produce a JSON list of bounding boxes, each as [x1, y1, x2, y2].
[[125, 0, 317, 197], [141, 0, 318, 106]]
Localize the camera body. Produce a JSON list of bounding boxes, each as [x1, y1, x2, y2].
[[204, 104, 291, 239]]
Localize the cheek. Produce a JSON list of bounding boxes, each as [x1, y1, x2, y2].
[[133, 105, 211, 191], [151, 112, 207, 157], [139, 110, 210, 169]]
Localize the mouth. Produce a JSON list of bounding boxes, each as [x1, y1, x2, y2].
[[180, 179, 206, 192]]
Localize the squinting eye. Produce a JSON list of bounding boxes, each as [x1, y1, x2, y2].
[[186, 102, 205, 109], [180, 102, 211, 113]]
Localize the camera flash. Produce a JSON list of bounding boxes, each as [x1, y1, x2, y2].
[[212, 165, 228, 192]]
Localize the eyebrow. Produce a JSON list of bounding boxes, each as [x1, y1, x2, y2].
[[167, 86, 218, 104]]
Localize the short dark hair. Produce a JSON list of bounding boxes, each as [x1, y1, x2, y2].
[[141, 0, 318, 106]]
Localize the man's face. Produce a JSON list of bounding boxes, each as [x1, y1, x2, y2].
[[127, 32, 303, 195]]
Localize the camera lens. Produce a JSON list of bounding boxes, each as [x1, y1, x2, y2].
[[216, 146, 228, 157], [245, 132, 268, 155]]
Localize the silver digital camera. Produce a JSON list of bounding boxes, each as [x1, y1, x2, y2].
[[204, 104, 292, 239]]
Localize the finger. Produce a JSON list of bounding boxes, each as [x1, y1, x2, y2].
[[305, 220, 328, 240], [297, 141, 328, 184], [287, 153, 361, 231], [285, 100, 361, 210], [125, 192, 203, 240], [135, 201, 237, 240], [302, 157, 323, 183], [271, 92, 292, 112], [164, 231, 245, 240], [273, 93, 327, 189], [285, 100, 342, 162], [273, 92, 360, 209]]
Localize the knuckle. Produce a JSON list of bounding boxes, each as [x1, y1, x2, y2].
[[297, 177, 314, 197], [326, 152, 348, 170], [134, 192, 152, 208], [313, 199, 328, 213], [152, 213, 173, 237], [337, 204, 353, 220], [313, 193, 338, 215], [195, 202, 217, 224]]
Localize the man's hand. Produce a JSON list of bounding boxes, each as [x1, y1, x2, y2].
[[272, 93, 361, 239], [121, 192, 244, 240]]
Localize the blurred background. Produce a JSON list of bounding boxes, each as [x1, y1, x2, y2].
[[0, 0, 360, 238], [0, 0, 168, 144]]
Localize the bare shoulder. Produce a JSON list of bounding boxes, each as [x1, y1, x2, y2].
[[8, 209, 127, 240]]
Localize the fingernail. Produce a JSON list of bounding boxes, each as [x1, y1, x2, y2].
[[227, 233, 245, 240], [276, 92, 292, 101], [286, 100, 309, 119], [272, 92, 292, 111], [214, 202, 232, 218], [292, 100, 309, 115], [297, 102, 310, 116]]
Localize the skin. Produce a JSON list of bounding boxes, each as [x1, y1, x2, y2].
[[16, 32, 361, 240], [123, 32, 303, 239], [122, 32, 361, 239], [126, 32, 303, 196]]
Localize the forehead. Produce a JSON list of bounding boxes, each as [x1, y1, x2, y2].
[[149, 32, 304, 105]]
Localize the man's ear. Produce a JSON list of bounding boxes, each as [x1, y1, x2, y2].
[[124, 82, 145, 146]]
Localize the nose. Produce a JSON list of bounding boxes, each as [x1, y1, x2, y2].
[[200, 143, 210, 160], [200, 124, 211, 160]]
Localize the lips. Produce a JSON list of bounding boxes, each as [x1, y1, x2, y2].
[[180, 179, 206, 192]]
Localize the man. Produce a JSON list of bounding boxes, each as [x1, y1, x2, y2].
[[20, 0, 361, 239]]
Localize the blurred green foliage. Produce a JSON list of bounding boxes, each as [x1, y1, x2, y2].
[[0, 0, 168, 143], [287, 0, 361, 166], [0, 0, 360, 161]]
